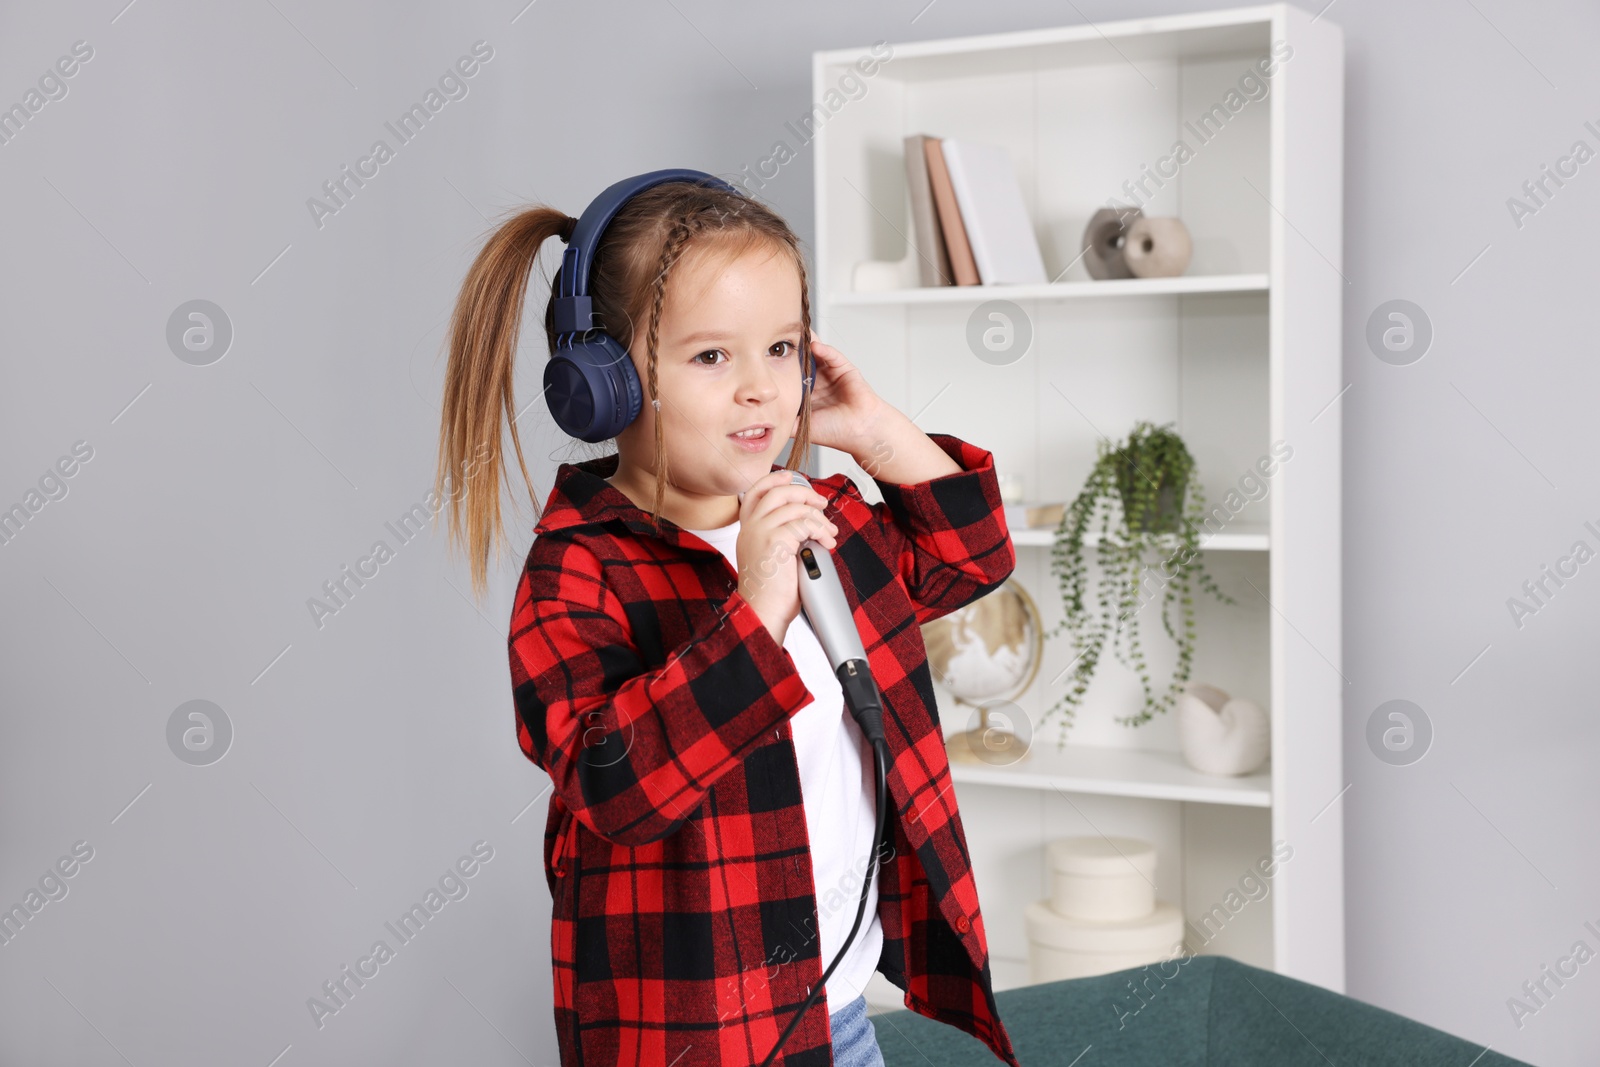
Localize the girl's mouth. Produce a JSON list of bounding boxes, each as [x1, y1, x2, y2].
[[728, 426, 773, 452]]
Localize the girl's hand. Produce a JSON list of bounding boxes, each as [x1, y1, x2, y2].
[[735, 469, 838, 644], [801, 331, 888, 454]]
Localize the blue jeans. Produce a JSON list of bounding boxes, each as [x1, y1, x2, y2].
[[829, 993, 885, 1067]]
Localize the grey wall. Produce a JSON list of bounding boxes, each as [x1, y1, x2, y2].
[[1, 1, 1595, 1065]]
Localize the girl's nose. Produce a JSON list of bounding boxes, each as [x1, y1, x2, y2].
[[735, 355, 780, 402]]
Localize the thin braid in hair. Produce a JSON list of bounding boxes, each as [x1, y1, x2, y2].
[[644, 217, 699, 531], [793, 252, 814, 470]]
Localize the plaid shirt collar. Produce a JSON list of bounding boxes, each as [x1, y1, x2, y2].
[[534, 450, 844, 554]]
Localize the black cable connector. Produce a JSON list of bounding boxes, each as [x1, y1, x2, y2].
[[837, 659, 885, 746]]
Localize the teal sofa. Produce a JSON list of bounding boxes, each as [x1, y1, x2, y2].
[[874, 955, 1532, 1066]]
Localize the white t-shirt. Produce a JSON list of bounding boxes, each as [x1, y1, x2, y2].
[[684, 519, 883, 1014]]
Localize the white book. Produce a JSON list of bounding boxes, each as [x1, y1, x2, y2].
[[940, 139, 1047, 285]]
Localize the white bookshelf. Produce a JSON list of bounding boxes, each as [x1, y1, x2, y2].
[[810, 3, 1346, 1008]]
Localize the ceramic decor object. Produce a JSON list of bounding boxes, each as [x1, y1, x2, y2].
[[1176, 682, 1269, 776], [1081, 206, 1142, 279], [1124, 216, 1193, 278]]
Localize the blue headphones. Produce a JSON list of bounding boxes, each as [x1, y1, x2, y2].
[[545, 168, 814, 443]]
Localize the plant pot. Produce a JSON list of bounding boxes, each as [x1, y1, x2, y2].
[[1114, 466, 1186, 534]]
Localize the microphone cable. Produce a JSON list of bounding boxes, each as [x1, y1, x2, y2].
[[757, 471, 894, 1066]]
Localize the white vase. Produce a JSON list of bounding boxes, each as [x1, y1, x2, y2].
[[1176, 683, 1269, 776]]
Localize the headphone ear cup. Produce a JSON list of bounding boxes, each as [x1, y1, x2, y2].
[[615, 335, 643, 423], [544, 333, 642, 442]]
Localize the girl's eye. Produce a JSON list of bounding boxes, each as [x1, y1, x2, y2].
[[692, 342, 797, 366]]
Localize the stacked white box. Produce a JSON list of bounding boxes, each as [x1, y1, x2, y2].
[[1025, 836, 1185, 981]]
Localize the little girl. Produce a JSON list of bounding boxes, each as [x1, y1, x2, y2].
[[435, 173, 1021, 1067]]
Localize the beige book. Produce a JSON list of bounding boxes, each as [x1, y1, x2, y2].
[[903, 133, 955, 286], [923, 137, 981, 286]]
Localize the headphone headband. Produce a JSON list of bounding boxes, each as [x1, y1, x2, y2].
[[552, 169, 741, 337]]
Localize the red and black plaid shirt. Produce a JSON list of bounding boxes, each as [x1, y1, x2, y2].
[[510, 432, 1022, 1067]]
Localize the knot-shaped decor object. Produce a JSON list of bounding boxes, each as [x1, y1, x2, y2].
[[1081, 206, 1142, 280], [1123, 216, 1193, 278], [1176, 682, 1269, 777]]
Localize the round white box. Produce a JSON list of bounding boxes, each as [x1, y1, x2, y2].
[[1025, 898, 1185, 982], [1048, 836, 1158, 921]]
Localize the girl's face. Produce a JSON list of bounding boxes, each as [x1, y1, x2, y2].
[[611, 241, 805, 527]]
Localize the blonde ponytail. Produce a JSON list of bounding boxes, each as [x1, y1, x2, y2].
[[434, 206, 569, 600]]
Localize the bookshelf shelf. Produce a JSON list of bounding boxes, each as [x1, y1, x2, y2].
[[826, 272, 1269, 306], [1008, 520, 1269, 550], [947, 736, 1273, 807], [812, 3, 1345, 996]]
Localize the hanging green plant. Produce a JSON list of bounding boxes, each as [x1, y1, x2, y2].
[[1044, 420, 1237, 738]]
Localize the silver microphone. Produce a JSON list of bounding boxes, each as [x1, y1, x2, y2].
[[789, 471, 885, 744]]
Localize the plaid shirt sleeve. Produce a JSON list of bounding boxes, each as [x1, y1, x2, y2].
[[509, 534, 815, 847], [852, 431, 1016, 625]]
